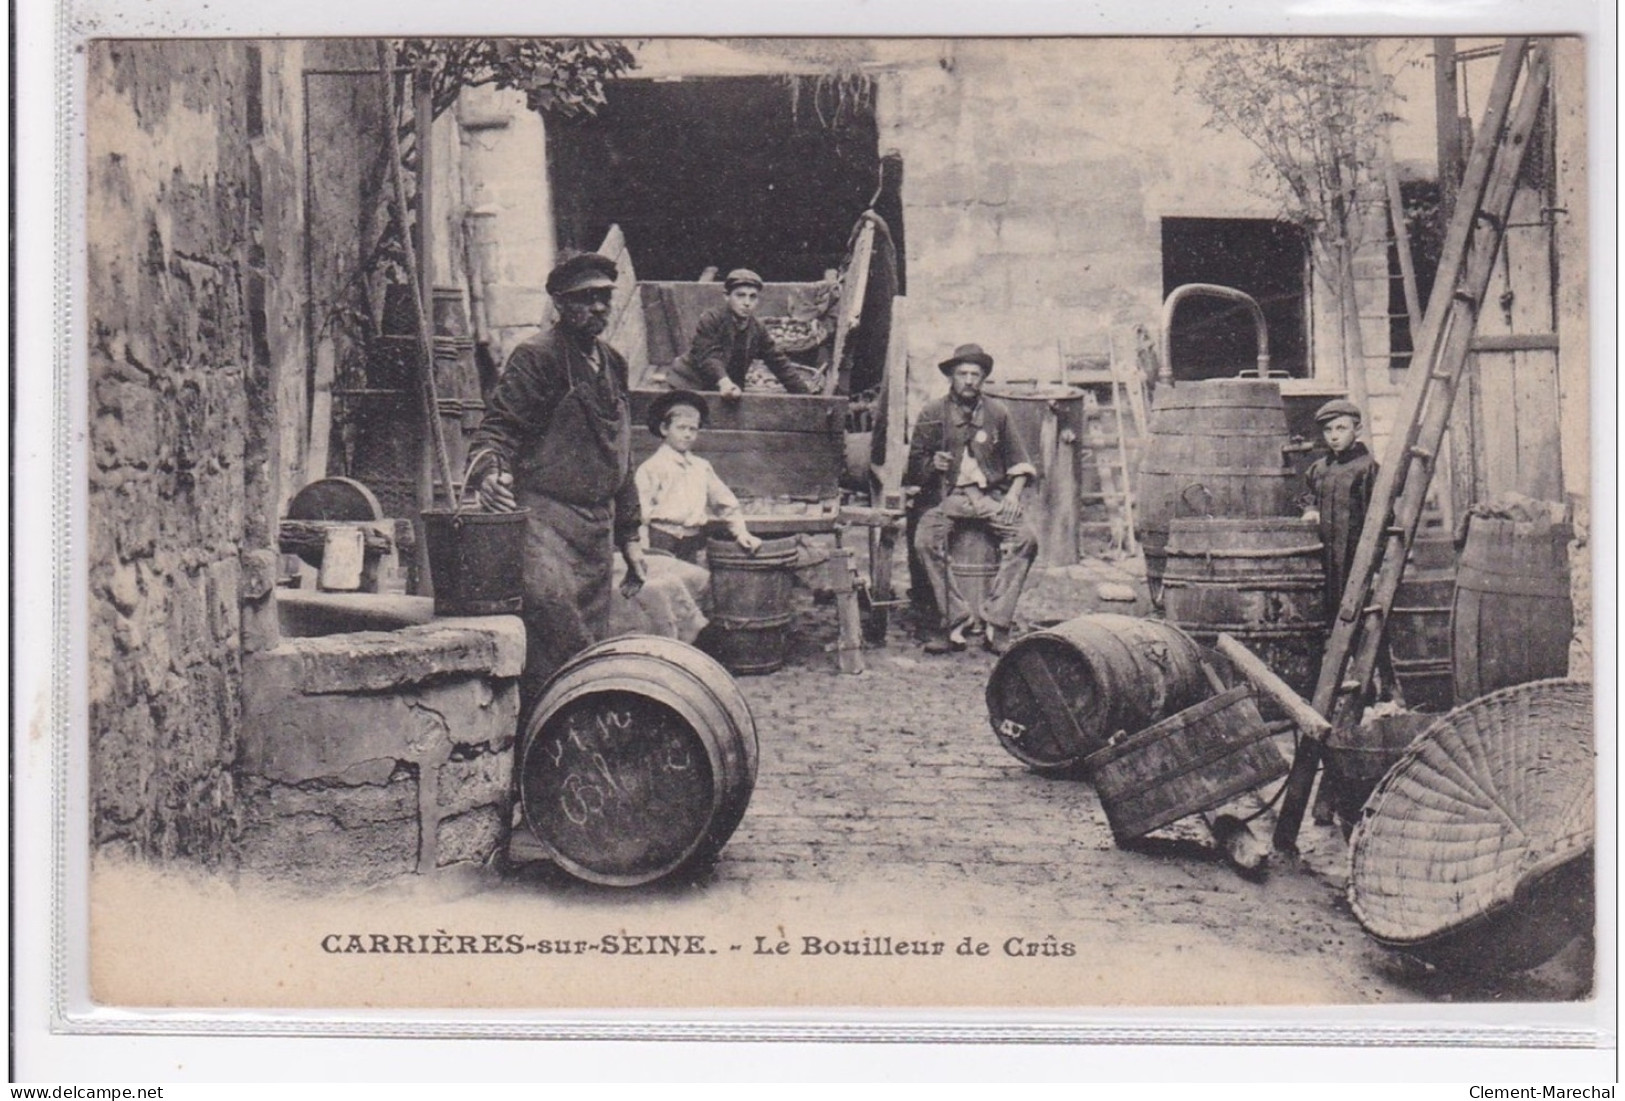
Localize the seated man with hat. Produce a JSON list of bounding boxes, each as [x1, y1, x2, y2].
[[905, 343, 1041, 655], [666, 268, 817, 398]]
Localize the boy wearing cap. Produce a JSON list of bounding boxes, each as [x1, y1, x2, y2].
[[1303, 398, 1378, 619], [905, 343, 1040, 655], [465, 250, 647, 704], [636, 390, 762, 564], [666, 269, 817, 398]]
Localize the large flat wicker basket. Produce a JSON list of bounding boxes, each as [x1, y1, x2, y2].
[[1348, 679, 1594, 969]]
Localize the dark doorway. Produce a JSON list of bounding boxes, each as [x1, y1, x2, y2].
[[1161, 217, 1310, 380], [547, 76, 887, 282]]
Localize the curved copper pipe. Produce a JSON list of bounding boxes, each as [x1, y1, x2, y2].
[[1158, 283, 1272, 386]]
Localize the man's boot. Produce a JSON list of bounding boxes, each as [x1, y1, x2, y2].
[[984, 623, 1013, 655], [923, 631, 965, 655]]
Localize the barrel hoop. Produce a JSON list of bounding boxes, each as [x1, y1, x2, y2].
[[1164, 543, 1324, 560], [1454, 564, 1571, 598], [710, 555, 801, 572], [1391, 658, 1453, 673], [713, 612, 795, 630], [1161, 577, 1323, 591], [1171, 620, 1325, 639], [1139, 465, 1295, 477]]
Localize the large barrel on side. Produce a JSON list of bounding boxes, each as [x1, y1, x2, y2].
[[1452, 514, 1574, 702], [706, 535, 801, 675], [1137, 379, 1298, 594], [1161, 517, 1326, 705], [982, 383, 1085, 567], [1085, 685, 1289, 843], [518, 635, 759, 886], [1389, 529, 1457, 712], [985, 614, 1209, 775]]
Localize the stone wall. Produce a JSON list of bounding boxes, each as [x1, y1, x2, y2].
[[237, 617, 524, 887], [87, 40, 264, 861]]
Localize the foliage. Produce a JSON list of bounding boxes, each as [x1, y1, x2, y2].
[[394, 38, 637, 121], [1179, 38, 1401, 258]]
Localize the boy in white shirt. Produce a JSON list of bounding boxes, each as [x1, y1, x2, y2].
[[636, 390, 762, 563]]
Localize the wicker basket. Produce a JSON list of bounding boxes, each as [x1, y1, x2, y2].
[[1348, 679, 1595, 970]]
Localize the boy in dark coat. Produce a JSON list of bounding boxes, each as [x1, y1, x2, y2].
[[1304, 398, 1378, 619]]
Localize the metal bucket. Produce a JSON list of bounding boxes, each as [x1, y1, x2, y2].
[[706, 535, 801, 675], [984, 613, 1209, 775], [1084, 685, 1289, 843], [519, 635, 758, 886], [420, 508, 528, 616]]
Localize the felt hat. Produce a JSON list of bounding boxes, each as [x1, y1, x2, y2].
[[647, 389, 710, 437], [723, 268, 764, 292], [546, 252, 619, 297], [1314, 398, 1363, 425], [938, 343, 995, 377]]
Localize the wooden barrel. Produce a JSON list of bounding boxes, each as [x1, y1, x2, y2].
[[518, 635, 758, 886], [1389, 530, 1456, 712], [1452, 515, 1573, 702], [982, 384, 1085, 567], [1137, 379, 1297, 594], [1084, 685, 1289, 843], [985, 613, 1209, 775], [1161, 517, 1326, 706], [947, 522, 1000, 628], [706, 535, 800, 675]]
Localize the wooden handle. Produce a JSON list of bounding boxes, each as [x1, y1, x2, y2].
[[1214, 634, 1331, 739]]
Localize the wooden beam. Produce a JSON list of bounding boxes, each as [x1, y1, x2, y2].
[[1468, 332, 1560, 352]]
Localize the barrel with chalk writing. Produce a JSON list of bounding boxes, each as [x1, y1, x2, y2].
[[518, 635, 758, 886]]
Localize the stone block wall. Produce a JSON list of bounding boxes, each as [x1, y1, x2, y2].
[[87, 40, 265, 862], [236, 618, 525, 887]]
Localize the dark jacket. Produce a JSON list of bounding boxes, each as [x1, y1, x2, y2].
[[905, 393, 1038, 506], [672, 306, 813, 394], [467, 325, 641, 548], [1306, 441, 1378, 612]]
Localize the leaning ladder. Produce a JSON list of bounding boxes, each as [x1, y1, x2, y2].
[[1273, 37, 1553, 850]]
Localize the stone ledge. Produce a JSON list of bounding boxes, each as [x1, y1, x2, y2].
[[259, 593, 525, 694]]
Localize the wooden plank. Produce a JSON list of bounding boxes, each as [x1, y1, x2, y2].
[[877, 296, 910, 506], [630, 390, 845, 435], [828, 217, 876, 395], [597, 224, 650, 383], [1216, 634, 1332, 738], [1503, 186, 1563, 501], [306, 332, 337, 483], [1552, 38, 1589, 502], [1469, 333, 1560, 352]]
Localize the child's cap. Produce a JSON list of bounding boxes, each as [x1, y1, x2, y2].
[[647, 389, 710, 436], [723, 269, 764, 292], [1314, 398, 1362, 426]]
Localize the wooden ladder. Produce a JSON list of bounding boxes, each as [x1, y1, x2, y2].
[[1069, 336, 1146, 555], [1273, 37, 1553, 850]]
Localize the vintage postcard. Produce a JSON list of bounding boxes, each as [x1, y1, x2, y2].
[[19, 4, 1614, 1070]]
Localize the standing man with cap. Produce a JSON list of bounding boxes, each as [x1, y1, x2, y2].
[[666, 268, 817, 397], [1302, 397, 1377, 620], [905, 343, 1041, 655], [465, 251, 648, 708]]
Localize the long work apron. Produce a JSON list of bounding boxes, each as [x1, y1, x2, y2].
[[516, 348, 631, 707]]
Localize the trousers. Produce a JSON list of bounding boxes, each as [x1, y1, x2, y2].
[[913, 486, 1039, 631]]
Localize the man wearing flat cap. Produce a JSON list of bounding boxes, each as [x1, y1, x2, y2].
[[905, 344, 1040, 655], [465, 250, 648, 707], [665, 268, 817, 398]]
